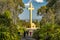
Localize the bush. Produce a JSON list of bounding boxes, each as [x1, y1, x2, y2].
[[33, 23, 60, 40], [0, 11, 21, 40]]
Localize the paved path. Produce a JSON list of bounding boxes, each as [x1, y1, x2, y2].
[[21, 36, 36, 40]]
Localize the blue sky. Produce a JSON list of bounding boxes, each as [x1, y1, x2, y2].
[[19, 0, 47, 20]]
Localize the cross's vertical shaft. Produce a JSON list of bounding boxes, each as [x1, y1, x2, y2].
[[28, 3, 34, 28]]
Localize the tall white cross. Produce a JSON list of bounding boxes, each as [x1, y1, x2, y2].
[[28, 3, 34, 28]]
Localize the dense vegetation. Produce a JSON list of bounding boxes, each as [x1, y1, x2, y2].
[[33, 0, 60, 40], [0, 0, 25, 40], [33, 23, 60, 40], [0, 0, 60, 40]]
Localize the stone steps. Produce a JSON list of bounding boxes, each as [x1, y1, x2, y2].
[[21, 36, 36, 40]]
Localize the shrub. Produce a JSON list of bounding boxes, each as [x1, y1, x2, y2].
[[33, 23, 60, 40]]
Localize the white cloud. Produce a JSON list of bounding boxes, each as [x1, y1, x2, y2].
[[25, 3, 30, 6], [25, 0, 32, 7], [35, 0, 44, 3]]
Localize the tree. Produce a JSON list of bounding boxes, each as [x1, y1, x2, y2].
[[33, 0, 60, 40], [37, 0, 60, 25], [0, 0, 25, 40], [46, 0, 60, 25], [0, 10, 21, 40], [37, 6, 55, 26], [0, 0, 25, 25], [33, 23, 60, 40]]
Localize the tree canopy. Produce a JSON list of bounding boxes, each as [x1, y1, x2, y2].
[[0, 0, 25, 40]]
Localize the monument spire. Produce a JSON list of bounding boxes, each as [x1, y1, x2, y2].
[[28, 2, 34, 28]]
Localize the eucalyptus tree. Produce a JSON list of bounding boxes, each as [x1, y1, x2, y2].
[[0, 0, 24, 25], [0, 0, 25, 40], [37, 0, 57, 25], [46, 0, 60, 25], [33, 0, 60, 40]]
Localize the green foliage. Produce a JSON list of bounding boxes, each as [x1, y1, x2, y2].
[[33, 23, 60, 40], [17, 25, 26, 35], [46, 0, 57, 7], [0, 25, 21, 40], [0, 11, 21, 40], [37, 0, 60, 25], [0, 0, 25, 40], [33, 20, 40, 27], [37, 6, 47, 15], [4, 10, 11, 19], [35, 0, 60, 40], [0, 14, 11, 26], [0, 0, 24, 13]]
